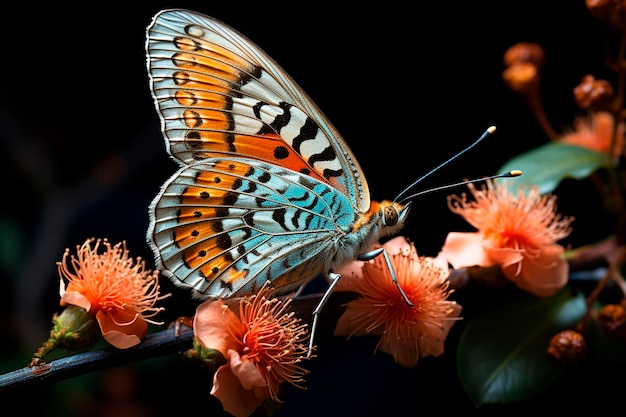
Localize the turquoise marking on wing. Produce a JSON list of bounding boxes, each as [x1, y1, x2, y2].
[[151, 157, 357, 297]]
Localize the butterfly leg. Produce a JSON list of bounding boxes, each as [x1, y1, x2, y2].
[[308, 271, 342, 357], [292, 283, 307, 298], [358, 248, 414, 307]]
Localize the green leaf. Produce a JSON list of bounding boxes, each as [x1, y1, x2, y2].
[[457, 288, 586, 406], [496, 142, 608, 194]]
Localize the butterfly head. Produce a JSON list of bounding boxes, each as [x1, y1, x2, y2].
[[380, 200, 411, 237]]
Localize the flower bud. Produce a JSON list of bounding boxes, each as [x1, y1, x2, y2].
[[30, 305, 100, 366], [182, 339, 227, 373], [586, 0, 626, 29], [502, 62, 540, 95], [503, 42, 545, 69], [546, 330, 587, 367], [598, 303, 626, 341], [586, 0, 614, 18], [573, 74, 614, 111]]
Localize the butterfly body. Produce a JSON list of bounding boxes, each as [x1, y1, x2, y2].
[[146, 9, 409, 301]]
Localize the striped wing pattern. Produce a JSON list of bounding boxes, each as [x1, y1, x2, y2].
[[146, 9, 371, 298], [152, 157, 356, 298], [146, 9, 369, 210]]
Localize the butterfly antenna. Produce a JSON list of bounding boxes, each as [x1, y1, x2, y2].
[[393, 126, 497, 203], [396, 170, 522, 205]]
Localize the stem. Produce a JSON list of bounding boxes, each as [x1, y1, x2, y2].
[[29, 337, 60, 368], [577, 268, 612, 333], [525, 87, 560, 142], [610, 27, 626, 244], [1, 325, 194, 393], [576, 244, 626, 332]]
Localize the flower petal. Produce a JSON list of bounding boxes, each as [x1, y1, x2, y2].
[[194, 300, 243, 356], [228, 349, 267, 391], [441, 232, 494, 269], [96, 309, 147, 349], [333, 260, 366, 292], [378, 332, 420, 368], [61, 291, 93, 312], [432, 251, 451, 272], [382, 236, 412, 256], [503, 245, 568, 297], [334, 299, 386, 337], [482, 242, 524, 268], [211, 358, 265, 417]]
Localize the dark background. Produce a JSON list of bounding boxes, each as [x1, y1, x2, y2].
[[0, 1, 620, 416]]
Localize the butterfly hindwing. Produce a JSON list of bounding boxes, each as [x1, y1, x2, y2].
[[150, 157, 357, 297]]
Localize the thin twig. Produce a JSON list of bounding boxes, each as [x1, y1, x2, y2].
[[0, 293, 326, 394], [0, 325, 194, 394]]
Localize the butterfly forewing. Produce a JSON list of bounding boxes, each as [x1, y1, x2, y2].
[[146, 9, 370, 210]]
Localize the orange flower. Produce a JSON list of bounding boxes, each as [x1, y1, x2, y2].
[[193, 282, 310, 417], [560, 111, 624, 158], [333, 236, 462, 368], [441, 180, 573, 297], [58, 238, 165, 349]]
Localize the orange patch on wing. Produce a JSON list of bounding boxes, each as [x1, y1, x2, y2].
[[218, 268, 249, 285], [173, 36, 251, 83], [183, 250, 234, 283], [232, 134, 326, 180], [180, 245, 248, 287], [171, 37, 253, 140], [187, 134, 327, 181], [179, 184, 234, 206], [177, 233, 225, 272]]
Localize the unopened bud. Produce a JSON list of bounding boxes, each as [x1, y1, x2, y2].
[[503, 42, 545, 69], [546, 330, 587, 367], [30, 305, 100, 366], [598, 303, 626, 341], [573, 74, 614, 111], [586, 0, 614, 18], [182, 339, 227, 373], [586, 0, 626, 29], [502, 62, 540, 95]]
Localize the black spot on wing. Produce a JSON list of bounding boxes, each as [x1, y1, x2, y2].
[[258, 172, 271, 183], [271, 207, 288, 230], [223, 191, 238, 206]]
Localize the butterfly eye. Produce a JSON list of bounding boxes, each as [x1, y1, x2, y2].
[[383, 205, 399, 226]]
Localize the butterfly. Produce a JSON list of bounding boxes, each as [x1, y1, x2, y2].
[[145, 9, 498, 350]]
